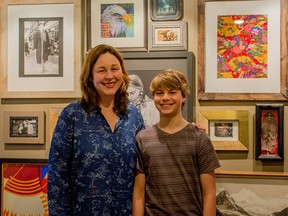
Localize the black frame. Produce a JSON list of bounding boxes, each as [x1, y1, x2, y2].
[[150, 0, 183, 21], [255, 104, 284, 160]]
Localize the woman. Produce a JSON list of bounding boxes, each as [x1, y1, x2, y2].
[[48, 44, 145, 215]]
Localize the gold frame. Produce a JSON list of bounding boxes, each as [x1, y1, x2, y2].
[[197, 110, 248, 151], [0, 0, 82, 98], [197, 0, 288, 101]]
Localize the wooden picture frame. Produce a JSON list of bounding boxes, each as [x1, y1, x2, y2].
[[255, 104, 284, 160], [49, 106, 65, 142], [197, 110, 249, 151], [4, 111, 45, 144], [0, 0, 82, 98], [197, 0, 288, 101], [0, 158, 48, 214], [122, 51, 194, 123], [148, 21, 187, 51], [215, 170, 288, 215], [87, 0, 147, 51], [150, 0, 183, 21]]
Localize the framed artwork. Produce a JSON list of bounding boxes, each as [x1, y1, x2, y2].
[[4, 111, 45, 144], [87, 0, 147, 51], [49, 106, 65, 142], [215, 170, 288, 215], [198, 0, 288, 101], [197, 110, 249, 151], [148, 21, 187, 51], [122, 51, 194, 123], [0, 0, 82, 98], [150, 0, 183, 21], [0, 158, 48, 215], [255, 104, 284, 160]]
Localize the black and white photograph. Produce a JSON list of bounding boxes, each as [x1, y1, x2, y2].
[[10, 117, 38, 138], [19, 18, 63, 77]]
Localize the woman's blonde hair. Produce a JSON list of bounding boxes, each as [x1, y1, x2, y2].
[[80, 44, 129, 114]]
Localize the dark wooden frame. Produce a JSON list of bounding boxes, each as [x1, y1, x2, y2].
[[150, 0, 183, 21]]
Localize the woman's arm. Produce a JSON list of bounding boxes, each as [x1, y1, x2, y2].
[[132, 171, 146, 216]]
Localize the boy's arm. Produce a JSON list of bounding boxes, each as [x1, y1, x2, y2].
[[132, 171, 146, 216], [200, 171, 217, 216]]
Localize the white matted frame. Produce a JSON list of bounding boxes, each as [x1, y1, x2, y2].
[[4, 111, 45, 144], [198, 0, 288, 101], [87, 0, 147, 51], [197, 110, 248, 151], [0, 0, 82, 98], [148, 21, 187, 51]]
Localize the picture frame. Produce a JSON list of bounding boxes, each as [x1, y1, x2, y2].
[[215, 170, 288, 215], [0, 0, 82, 98], [87, 0, 147, 51], [150, 0, 183, 21], [197, 0, 288, 101], [122, 51, 194, 123], [0, 158, 48, 214], [197, 110, 249, 151], [49, 106, 65, 142], [4, 111, 45, 144], [148, 21, 187, 51], [255, 104, 284, 160]]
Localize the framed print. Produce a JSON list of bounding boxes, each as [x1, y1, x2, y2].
[[255, 104, 284, 160], [197, 110, 249, 151], [0, 158, 48, 215], [122, 51, 194, 123], [87, 0, 147, 51], [0, 0, 82, 98], [215, 170, 288, 215], [148, 21, 187, 51], [150, 0, 183, 21], [49, 106, 65, 142], [4, 111, 45, 144], [198, 0, 288, 101]]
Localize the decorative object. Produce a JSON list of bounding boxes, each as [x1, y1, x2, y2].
[[150, 0, 183, 21], [197, 0, 288, 100], [0, 0, 82, 98], [197, 110, 248, 151], [87, 0, 147, 51], [122, 51, 194, 122], [4, 111, 45, 144], [0, 158, 48, 214], [255, 104, 284, 160], [148, 21, 187, 51]]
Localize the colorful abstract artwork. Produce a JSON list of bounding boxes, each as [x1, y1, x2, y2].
[[1, 162, 48, 215], [217, 15, 268, 78]]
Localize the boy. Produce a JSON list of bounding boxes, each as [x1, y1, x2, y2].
[[133, 69, 220, 215]]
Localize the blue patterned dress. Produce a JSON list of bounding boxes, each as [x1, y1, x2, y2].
[[48, 100, 145, 215]]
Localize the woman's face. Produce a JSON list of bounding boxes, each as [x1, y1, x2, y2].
[[127, 86, 141, 104], [92, 52, 123, 100]]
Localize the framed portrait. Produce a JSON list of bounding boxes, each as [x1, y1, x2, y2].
[[198, 0, 288, 101], [148, 21, 187, 51], [19, 17, 63, 77], [0, 0, 82, 98], [4, 111, 45, 144], [255, 104, 284, 160], [150, 0, 183, 21], [197, 110, 249, 151], [215, 170, 288, 215], [87, 0, 147, 51], [0, 158, 48, 215], [122, 51, 194, 125]]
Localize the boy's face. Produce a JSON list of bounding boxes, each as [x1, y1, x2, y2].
[[153, 88, 185, 118]]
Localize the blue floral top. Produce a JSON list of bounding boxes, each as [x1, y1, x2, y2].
[[48, 100, 145, 216]]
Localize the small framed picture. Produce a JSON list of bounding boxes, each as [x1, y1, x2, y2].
[[148, 21, 187, 51], [150, 0, 183, 21], [255, 104, 284, 160], [4, 111, 45, 144]]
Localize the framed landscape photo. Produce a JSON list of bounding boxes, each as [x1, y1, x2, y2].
[[0, 158, 48, 215], [4, 111, 45, 144], [150, 0, 183, 21], [148, 21, 187, 51], [255, 104, 284, 160], [87, 0, 147, 51], [197, 0, 288, 101]]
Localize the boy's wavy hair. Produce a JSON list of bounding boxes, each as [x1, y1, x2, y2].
[[80, 44, 129, 114]]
